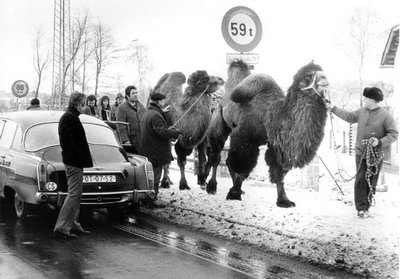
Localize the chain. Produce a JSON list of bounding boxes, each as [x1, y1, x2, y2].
[[362, 139, 384, 207]]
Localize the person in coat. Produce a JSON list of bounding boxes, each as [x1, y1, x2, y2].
[[26, 98, 41, 110], [139, 91, 180, 199], [110, 93, 124, 121], [115, 86, 146, 154], [83, 94, 99, 118], [54, 91, 93, 239], [328, 87, 398, 218]]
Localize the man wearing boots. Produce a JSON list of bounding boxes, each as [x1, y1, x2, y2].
[[139, 90, 180, 206], [327, 87, 398, 218]]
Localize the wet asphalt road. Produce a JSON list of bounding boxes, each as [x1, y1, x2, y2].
[[0, 201, 361, 279]]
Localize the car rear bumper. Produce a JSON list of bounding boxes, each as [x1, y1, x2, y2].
[[34, 189, 155, 206]]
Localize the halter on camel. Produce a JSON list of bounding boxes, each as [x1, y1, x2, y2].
[[300, 73, 324, 97]]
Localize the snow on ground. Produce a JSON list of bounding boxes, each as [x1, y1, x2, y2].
[[141, 148, 399, 279]]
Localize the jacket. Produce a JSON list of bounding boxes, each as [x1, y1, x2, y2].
[[83, 106, 99, 118], [139, 103, 180, 167], [58, 107, 93, 168], [332, 106, 398, 157], [115, 100, 146, 151]]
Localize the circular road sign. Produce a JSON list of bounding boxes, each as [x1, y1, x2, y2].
[[11, 80, 29, 98], [221, 6, 262, 53]]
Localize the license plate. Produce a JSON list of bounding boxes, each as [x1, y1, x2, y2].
[[83, 175, 116, 183]]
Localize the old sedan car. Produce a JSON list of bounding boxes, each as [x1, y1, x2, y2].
[[0, 110, 155, 219]]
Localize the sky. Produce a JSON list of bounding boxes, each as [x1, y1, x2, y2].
[[0, 0, 399, 96]]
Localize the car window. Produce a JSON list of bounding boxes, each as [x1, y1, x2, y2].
[[24, 123, 120, 151], [0, 119, 5, 138], [0, 121, 17, 148], [11, 126, 22, 149]]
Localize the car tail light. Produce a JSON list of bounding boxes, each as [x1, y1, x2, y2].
[[145, 161, 154, 190], [37, 163, 47, 191]]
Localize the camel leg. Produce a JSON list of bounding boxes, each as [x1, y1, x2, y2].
[[196, 139, 208, 190], [206, 119, 231, 195], [225, 134, 260, 200], [265, 146, 295, 208], [160, 164, 173, 189], [175, 141, 191, 190]]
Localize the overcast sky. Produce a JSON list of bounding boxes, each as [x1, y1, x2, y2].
[[0, 0, 398, 96]]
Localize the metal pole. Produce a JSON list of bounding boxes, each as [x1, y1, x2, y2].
[[318, 155, 345, 195]]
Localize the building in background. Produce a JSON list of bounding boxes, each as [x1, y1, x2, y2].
[[380, 24, 399, 167]]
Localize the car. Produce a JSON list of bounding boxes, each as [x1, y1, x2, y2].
[[0, 110, 155, 219]]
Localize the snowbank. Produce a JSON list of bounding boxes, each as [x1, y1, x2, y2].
[[142, 149, 399, 279]]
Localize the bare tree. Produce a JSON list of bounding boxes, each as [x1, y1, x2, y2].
[[129, 40, 153, 102], [340, 7, 384, 107], [92, 22, 118, 97], [32, 28, 50, 98]]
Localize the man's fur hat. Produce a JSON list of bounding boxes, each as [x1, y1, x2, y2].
[[363, 87, 383, 102]]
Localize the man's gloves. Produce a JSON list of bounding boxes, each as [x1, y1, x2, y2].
[[168, 127, 181, 140], [369, 137, 380, 148]]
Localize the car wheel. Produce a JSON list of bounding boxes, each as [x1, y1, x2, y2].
[[14, 192, 33, 219]]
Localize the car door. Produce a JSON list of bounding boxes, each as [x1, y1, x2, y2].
[[0, 119, 7, 192], [0, 120, 18, 185]]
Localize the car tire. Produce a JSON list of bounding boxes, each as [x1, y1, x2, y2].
[[14, 192, 34, 219]]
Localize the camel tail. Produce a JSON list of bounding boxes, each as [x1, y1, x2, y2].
[[231, 74, 280, 103]]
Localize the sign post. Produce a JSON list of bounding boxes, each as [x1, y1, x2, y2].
[[11, 80, 29, 111], [221, 6, 262, 68]]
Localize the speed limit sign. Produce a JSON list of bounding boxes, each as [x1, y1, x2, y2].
[[221, 6, 262, 53], [11, 80, 29, 98]]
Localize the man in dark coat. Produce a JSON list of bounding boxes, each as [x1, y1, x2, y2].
[[116, 86, 146, 154], [54, 91, 93, 239], [328, 87, 398, 218], [139, 91, 180, 199], [26, 98, 41, 110]]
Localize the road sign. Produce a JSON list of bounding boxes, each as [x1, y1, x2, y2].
[[226, 53, 259, 64], [221, 6, 262, 53], [11, 80, 29, 98]]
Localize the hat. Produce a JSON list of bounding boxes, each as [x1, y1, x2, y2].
[[150, 91, 166, 101], [30, 98, 40, 105], [363, 87, 383, 102], [115, 93, 124, 100]]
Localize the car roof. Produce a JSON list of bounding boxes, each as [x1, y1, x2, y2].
[[1, 110, 108, 131]]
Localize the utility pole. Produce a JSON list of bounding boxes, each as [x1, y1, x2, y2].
[[51, 0, 71, 110]]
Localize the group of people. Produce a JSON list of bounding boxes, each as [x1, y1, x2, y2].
[[53, 86, 180, 239], [52, 84, 397, 239], [82, 93, 124, 122]]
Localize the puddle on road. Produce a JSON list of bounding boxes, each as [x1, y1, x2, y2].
[[111, 215, 286, 279]]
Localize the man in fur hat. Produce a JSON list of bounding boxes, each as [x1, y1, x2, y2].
[[327, 87, 398, 218], [139, 90, 181, 203]]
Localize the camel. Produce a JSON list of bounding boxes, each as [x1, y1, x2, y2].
[[154, 70, 224, 190], [206, 60, 329, 207]]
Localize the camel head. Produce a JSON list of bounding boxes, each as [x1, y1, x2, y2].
[[186, 70, 225, 97], [293, 62, 329, 99]]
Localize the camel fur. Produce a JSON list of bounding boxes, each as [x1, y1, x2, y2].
[[155, 70, 224, 190], [206, 60, 329, 207]]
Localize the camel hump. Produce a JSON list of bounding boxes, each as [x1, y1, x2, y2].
[[231, 74, 282, 103]]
